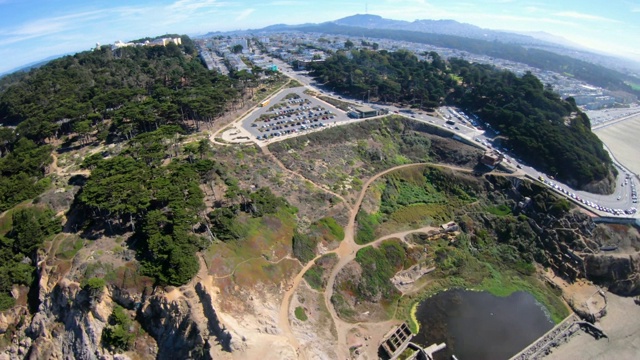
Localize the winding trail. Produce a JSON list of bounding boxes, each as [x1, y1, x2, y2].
[[260, 145, 353, 211], [277, 162, 449, 359]]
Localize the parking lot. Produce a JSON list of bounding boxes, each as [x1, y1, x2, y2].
[[240, 87, 354, 142]]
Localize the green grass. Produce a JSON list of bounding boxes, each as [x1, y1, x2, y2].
[[56, 236, 84, 260], [303, 253, 337, 291], [294, 306, 308, 321], [304, 266, 324, 290], [486, 204, 512, 216], [626, 81, 640, 91], [314, 217, 345, 241], [0, 202, 32, 235], [355, 210, 382, 245]]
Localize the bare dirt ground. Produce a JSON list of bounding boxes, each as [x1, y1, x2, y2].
[[544, 270, 606, 318], [544, 292, 640, 360], [594, 113, 640, 175]]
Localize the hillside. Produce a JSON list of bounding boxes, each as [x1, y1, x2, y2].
[[0, 33, 638, 360], [309, 49, 614, 191]]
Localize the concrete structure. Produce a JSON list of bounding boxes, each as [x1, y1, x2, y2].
[[481, 149, 504, 168], [379, 323, 446, 360], [349, 105, 380, 119], [441, 221, 459, 232], [380, 323, 414, 359]]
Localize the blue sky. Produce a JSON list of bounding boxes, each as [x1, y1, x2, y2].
[[0, 0, 639, 74]]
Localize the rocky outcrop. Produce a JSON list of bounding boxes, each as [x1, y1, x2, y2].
[[139, 294, 208, 360], [194, 283, 234, 352], [0, 307, 28, 335], [581, 170, 616, 195], [26, 278, 111, 360], [584, 253, 640, 296]]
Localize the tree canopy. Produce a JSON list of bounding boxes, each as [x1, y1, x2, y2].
[[311, 49, 613, 189]]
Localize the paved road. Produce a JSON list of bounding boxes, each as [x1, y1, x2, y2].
[[248, 55, 639, 219]]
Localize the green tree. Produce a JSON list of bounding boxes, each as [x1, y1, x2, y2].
[[231, 44, 243, 54]]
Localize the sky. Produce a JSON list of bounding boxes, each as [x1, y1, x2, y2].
[[0, 0, 639, 74]]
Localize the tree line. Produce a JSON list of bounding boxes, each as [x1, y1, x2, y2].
[[298, 23, 638, 95], [310, 49, 613, 189]]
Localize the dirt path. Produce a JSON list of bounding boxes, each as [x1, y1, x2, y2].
[[261, 145, 353, 211], [49, 151, 91, 177], [276, 162, 451, 358]]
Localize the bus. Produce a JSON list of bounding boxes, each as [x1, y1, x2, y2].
[[259, 100, 270, 107]]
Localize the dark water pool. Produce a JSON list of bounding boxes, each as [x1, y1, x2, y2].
[[412, 289, 554, 360]]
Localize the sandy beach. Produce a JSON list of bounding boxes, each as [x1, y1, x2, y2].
[[594, 114, 640, 176], [544, 292, 640, 360]]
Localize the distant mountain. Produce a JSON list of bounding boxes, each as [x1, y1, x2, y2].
[[331, 14, 570, 48], [330, 15, 640, 74], [0, 53, 67, 78], [511, 31, 583, 49]]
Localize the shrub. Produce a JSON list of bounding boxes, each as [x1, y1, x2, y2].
[[303, 266, 324, 290], [102, 305, 135, 352], [292, 231, 316, 263], [83, 277, 106, 291], [294, 306, 308, 321], [316, 217, 345, 241]]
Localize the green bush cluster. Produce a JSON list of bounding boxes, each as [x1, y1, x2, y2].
[[315, 217, 345, 241], [303, 266, 324, 290], [355, 211, 380, 245], [102, 305, 136, 352], [0, 206, 61, 311], [294, 306, 308, 321], [292, 231, 316, 264], [354, 241, 407, 303]]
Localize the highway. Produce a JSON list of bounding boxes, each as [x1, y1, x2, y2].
[[241, 56, 638, 219]]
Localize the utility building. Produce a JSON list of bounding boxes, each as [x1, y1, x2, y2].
[[349, 105, 380, 119]]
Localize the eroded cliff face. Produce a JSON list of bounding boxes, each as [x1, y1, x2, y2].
[[584, 253, 640, 296], [0, 253, 241, 360], [481, 175, 640, 296]]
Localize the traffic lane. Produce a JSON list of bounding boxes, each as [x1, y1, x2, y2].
[[474, 130, 636, 212], [521, 165, 636, 216]]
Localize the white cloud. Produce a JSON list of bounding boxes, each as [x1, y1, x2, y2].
[[235, 8, 255, 21], [553, 11, 620, 23], [268, 1, 301, 5], [169, 0, 225, 11]]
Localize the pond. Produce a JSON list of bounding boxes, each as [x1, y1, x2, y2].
[[412, 289, 554, 360]]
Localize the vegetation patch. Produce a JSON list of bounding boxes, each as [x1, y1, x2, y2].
[[293, 217, 345, 263], [357, 166, 478, 242], [0, 205, 61, 311], [486, 204, 512, 216], [102, 305, 137, 352], [55, 235, 84, 260], [303, 253, 338, 291], [294, 306, 308, 321]]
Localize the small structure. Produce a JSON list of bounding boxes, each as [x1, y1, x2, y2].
[[481, 150, 504, 169], [380, 323, 447, 360], [380, 323, 414, 359], [441, 221, 459, 232], [349, 105, 380, 119]]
